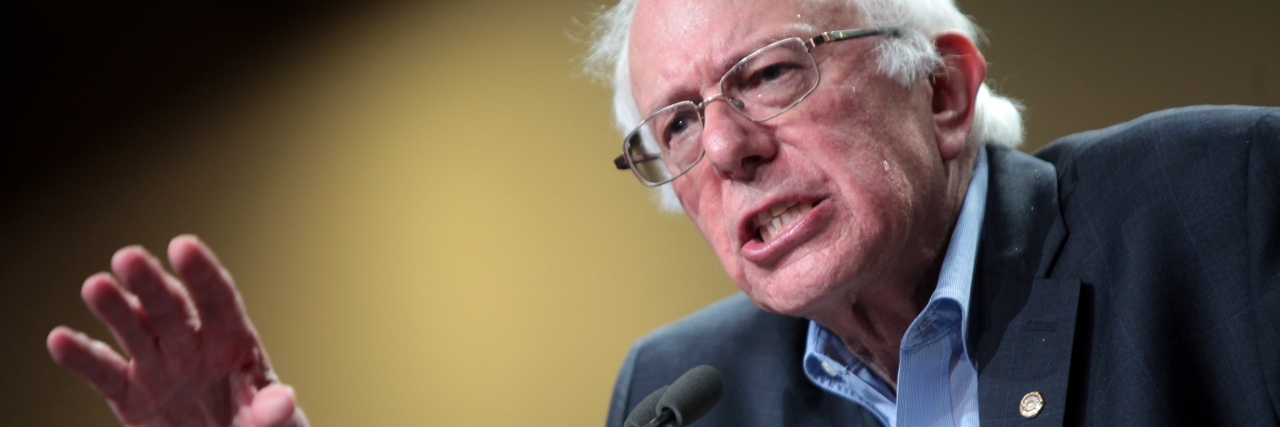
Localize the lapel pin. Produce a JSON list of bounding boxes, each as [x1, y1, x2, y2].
[[1020, 391, 1044, 418]]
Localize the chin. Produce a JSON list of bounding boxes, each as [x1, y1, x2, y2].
[[739, 268, 851, 318]]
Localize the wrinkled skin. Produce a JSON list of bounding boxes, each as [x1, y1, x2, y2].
[[47, 235, 308, 427], [629, 0, 985, 383]]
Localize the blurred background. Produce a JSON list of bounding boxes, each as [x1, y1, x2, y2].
[[3, 0, 1277, 425]]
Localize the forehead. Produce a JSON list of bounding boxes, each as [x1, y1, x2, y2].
[[628, 0, 856, 113]]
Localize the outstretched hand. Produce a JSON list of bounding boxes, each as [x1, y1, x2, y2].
[[47, 235, 308, 427]]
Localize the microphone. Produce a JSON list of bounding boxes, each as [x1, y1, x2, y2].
[[623, 385, 669, 427], [632, 365, 724, 427]]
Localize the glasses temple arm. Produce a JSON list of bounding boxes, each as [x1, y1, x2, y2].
[[804, 27, 903, 50], [614, 153, 663, 170]]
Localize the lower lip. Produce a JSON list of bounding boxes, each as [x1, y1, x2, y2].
[[741, 200, 826, 264]]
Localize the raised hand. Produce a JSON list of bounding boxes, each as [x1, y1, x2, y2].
[[47, 235, 308, 427]]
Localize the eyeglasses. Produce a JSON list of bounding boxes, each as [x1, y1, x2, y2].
[[613, 27, 902, 186]]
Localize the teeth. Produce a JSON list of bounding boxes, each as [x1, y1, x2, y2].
[[756, 211, 772, 227], [754, 201, 814, 243]]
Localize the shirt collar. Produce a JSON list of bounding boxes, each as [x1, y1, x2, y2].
[[930, 146, 988, 347]]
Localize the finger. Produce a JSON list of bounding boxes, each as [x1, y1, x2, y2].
[[47, 326, 130, 400], [112, 245, 200, 352], [167, 235, 256, 340], [251, 384, 309, 427], [170, 235, 279, 388], [81, 273, 161, 365]]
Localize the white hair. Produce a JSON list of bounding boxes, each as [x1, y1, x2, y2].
[[586, 0, 1024, 212]]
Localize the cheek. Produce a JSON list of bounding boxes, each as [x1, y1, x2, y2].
[[789, 73, 935, 224], [763, 104, 924, 278], [814, 121, 923, 261], [675, 175, 748, 284]]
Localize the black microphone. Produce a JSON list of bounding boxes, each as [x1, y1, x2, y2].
[[623, 385, 669, 427], [638, 365, 724, 427]]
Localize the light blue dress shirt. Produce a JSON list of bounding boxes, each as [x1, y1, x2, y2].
[[802, 148, 988, 427]]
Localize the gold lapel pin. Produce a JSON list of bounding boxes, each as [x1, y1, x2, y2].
[[1020, 391, 1044, 418]]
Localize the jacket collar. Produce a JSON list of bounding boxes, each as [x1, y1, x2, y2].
[[968, 145, 1079, 426]]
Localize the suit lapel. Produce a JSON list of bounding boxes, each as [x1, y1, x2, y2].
[[969, 146, 1081, 427]]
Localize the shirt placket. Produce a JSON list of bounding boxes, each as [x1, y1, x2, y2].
[[896, 306, 959, 427]]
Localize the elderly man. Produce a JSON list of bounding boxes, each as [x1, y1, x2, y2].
[[594, 0, 1280, 426], [47, 0, 1279, 425]]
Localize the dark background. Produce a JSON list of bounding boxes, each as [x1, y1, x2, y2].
[[4, 0, 1277, 425]]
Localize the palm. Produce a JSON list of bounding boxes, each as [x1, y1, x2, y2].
[[48, 235, 307, 427], [110, 334, 266, 426]]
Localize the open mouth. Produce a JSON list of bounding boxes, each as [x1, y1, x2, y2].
[[752, 201, 814, 243]]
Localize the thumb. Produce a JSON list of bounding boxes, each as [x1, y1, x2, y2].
[[252, 384, 308, 427]]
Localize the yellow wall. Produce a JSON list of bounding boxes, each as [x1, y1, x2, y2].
[[2, 0, 1276, 426]]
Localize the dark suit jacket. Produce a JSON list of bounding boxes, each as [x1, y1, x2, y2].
[[606, 106, 1280, 427]]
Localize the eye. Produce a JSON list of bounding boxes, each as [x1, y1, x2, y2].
[[758, 64, 784, 82], [668, 117, 691, 135], [742, 61, 803, 90], [663, 110, 699, 139], [660, 110, 701, 150]]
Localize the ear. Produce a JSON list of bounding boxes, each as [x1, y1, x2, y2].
[[930, 32, 986, 161]]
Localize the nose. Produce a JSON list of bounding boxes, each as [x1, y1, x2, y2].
[[700, 99, 777, 182]]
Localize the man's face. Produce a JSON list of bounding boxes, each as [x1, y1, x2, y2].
[[629, 0, 957, 318]]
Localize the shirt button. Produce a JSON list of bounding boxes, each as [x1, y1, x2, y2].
[[821, 360, 842, 376], [918, 315, 937, 331], [1020, 391, 1044, 418]]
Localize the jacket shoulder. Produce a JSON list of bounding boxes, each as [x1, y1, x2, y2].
[[1030, 106, 1278, 241], [633, 293, 797, 355], [1034, 105, 1278, 170], [613, 293, 807, 399], [606, 293, 874, 427]]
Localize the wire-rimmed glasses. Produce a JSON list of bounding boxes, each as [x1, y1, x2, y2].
[[613, 27, 902, 186]]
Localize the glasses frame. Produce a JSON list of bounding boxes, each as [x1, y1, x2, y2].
[[614, 27, 903, 187]]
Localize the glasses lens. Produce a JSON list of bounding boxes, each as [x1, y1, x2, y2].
[[624, 127, 670, 185], [625, 102, 704, 185], [721, 38, 818, 120]]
